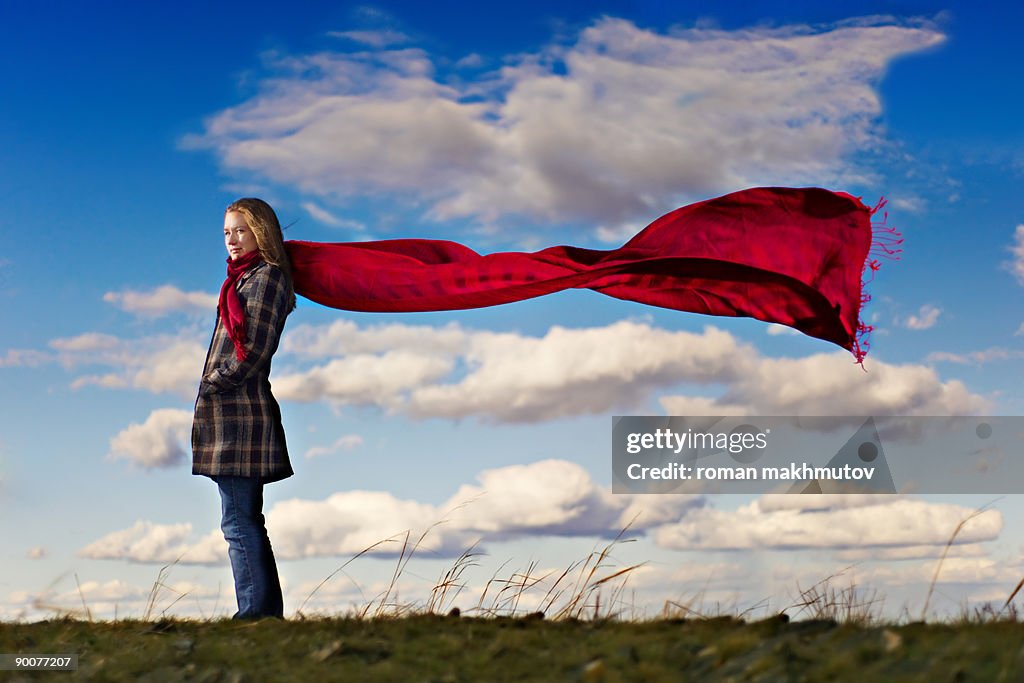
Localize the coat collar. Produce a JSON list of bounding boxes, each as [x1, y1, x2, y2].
[[237, 260, 266, 287]]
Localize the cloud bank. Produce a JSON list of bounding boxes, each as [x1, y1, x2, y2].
[[107, 409, 193, 469], [81, 459, 701, 564], [276, 319, 987, 422], [81, 459, 1000, 569], [103, 285, 217, 317], [654, 495, 1001, 551], [91, 318, 987, 464], [188, 17, 944, 229]]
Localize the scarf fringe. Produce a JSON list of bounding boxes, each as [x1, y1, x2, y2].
[[851, 198, 902, 366]]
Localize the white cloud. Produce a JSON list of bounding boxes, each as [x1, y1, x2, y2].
[[269, 490, 460, 559], [441, 459, 701, 539], [653, 396, 750, 416], [26, 547, 46, 560], [78, 520, 224, 564], [454, 53, 484, 69], [857, 556, 1024, 587], [288, 321, 753, 421], [902, 304, 941, 330], [50, 332, 122, 352], [328, 29, 411, 48], [0, 349, 51, 367], [890, 196, 927, 213], [766, 323, 802, 337], [107, 409, 193, 469], [103, 285, 217, 317], [181, 529, 233, 565], [404, 322, 750, 422], [927, 347, 1024, 365], [621, 552, 1023, 620], [273, 351, 455, 407], [300, 201, 366, 230], [283, 319, 469, 357], [305, 434, 364, 459], [131, 341, 208, 396], [654, 496, 1002, 551], [50, 332, 207, 399], [188, 17, 944, 227], [834, 543, 989, 562], [757, 493, 902, 513], [67, 579, 151, 602], [288, 574, 439, 617], [1010, 225, 1024, 285], [8, 576, 230, 621], [660, 350, 989, 418], [276, 321, 471, 409], [595, 220, 645, 244], [71, 373, 130, 390]]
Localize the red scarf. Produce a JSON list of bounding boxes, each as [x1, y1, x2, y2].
[[284, 187, 896, 363], [218, 249, 263, 361]]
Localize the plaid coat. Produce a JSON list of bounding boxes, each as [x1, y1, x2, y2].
[[192, 261, 294, 483]]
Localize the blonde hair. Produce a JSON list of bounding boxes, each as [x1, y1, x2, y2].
[[226, 198, 297, 312]]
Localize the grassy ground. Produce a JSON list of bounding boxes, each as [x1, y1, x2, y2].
[[4, 613, 1024, 682], [7, 514, 1021, 680]]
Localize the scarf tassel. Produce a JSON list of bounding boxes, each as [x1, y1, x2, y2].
[[851, 198, 903, 365]]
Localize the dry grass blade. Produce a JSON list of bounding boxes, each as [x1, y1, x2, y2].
[[143, 556, 183, 622], [963, 600, 1020, 624], [784, 564, 882, 625], [372, 530, 414, 618], [496, 563, 548, 616], [428, 543, 482, 614], [27, 572, 81, 620], [367, 499, 484, 618], [296, 534, 402, 617], [474, 559, 513, 616], [210, 580, 221, 621], [921, 501, 997, 621], [590, 563, 645, 620], [538, 560, 583, 616], [476, 563, 548, 616], [1002, 577, 1024, 614], [75, 573, 93, 622], [550, 523, 643, 620], [158, 585, 192, 619], [662, 595, 708, 620]]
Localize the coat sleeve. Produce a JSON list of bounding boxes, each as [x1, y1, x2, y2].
[[202, 265, 289, 393]]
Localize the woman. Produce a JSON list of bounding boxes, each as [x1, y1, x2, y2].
[[192, 198, 297, 620]]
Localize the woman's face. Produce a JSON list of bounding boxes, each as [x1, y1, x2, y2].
[[224, 211, 259, 260]]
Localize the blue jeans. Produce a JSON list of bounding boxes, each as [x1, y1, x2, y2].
[[213, 475, 284, 619]]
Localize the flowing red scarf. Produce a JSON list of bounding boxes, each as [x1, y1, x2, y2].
[[283, 187, 896, 363], [218, 249, 263, 361]]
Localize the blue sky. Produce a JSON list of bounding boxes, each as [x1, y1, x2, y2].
[[2, 0, 1024, 621]]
